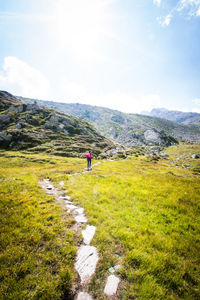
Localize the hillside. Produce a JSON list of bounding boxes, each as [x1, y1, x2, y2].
[[0, 91, 124, 158], [144, 107, 200, 127], [19, 96, 200, 147]]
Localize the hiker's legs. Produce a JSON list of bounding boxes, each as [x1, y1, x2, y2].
[[89, 158, 91, 168], [87, 158, 90, 169]]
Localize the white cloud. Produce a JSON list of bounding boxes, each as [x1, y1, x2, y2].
[[157, 0, 200, 26], [177, 0, 200, 16], [57, 80, 88, 101], [158, 13, 173, 26], [0, 56, 50, 99], [153, 0, 162, 7], [52, 84, 161, 114], [86, 93, 161, 114]]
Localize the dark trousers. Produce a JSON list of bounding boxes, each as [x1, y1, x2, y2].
[[87, 158, 91, 169]]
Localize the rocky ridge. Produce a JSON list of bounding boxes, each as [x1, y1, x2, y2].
[[19, 95, 200, 147], [144, 107, 200, 128], [0, 91, 125, 158]]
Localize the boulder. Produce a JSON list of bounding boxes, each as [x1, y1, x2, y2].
[[14, 123, 22, 129], [192, 153, 200, 159], [0, 114, 11, 127], [26, 104, 40, 112], [144, 129, 162, 144], [8, 105, 24, 113], [0, 131, 12, 142]]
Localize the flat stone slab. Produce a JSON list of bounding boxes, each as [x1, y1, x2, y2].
[[76, 292, 93, 300], [109, 265, 121, 273], [75, 215, 88, 223], [82, 225, 96, 245], [59, 195, 71, 200], [75, 245, 98, 284], [104, 275, 120, 296], [46, 185, 54, 190], [74, 207, 84, 215], [64, 200, 72, 204], [66, 204, 78, 211]]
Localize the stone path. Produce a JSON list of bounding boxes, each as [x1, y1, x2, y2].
[[39, 162, 120, 299]]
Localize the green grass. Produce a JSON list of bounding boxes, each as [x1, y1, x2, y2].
[[66, 146, 200, 299], [0, 152, 87, 300], [0, 145, 200, 299]]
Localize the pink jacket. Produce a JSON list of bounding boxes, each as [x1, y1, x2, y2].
[[86, 153, 92, 159]]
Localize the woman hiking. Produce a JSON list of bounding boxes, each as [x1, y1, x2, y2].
[[86, 151, 92, 170]]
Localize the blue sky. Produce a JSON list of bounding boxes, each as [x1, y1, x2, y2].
[[0, 0, 200, 113]]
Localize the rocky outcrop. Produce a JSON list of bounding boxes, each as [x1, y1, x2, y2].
[[0, 91, 124, 157], [146, 108, 200, 127], [19, 96, 200, 147]]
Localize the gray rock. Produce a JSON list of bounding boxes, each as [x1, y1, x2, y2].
[[49, 114, 59, 123], [104, 275, 120, 296], [66, 204, 78, 211], [75, 215, 88, 223], [63, 129, 69, 135], [58, 123, 64, 129], [14, 123, 22, 129], [0, 114, 11, 125], [0, 131, 12, 142], [62, 116, 75, 126], [76, 292, 93, 300], [192, 153, 200, 159], [75, 245, 98, 284], [82, 225, 96, 245], [26, 104, 39, 111], [74, 207, 84, 215], [8, 104, 24, 113], [144, 129, 161, 144], [59, 195, 71, 200]]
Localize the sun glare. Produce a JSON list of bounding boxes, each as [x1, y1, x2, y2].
[[51, 0, 112, 61]]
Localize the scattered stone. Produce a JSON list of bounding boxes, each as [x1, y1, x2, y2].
[[104, 275, 120, 296], [75, 245, 98, 284], [59, 181, 64, 187], [108, 267, 115, 274], [59, 195, 71, 200], [0, 132, 12, 142], [82, 225, 96, 245], [66, 204, 78, 211], [114, 264, 121, 271], [74, 207, 84, 215], [108, 264, 121, 274], [192, 153, 200, 159], [76, 292, 93, 300], [59, 123, 64, 129], [75, 215, 88, 223], [46, 185, 54, 190], [65, 200, 72, 204], [8, 104, 24, 113]]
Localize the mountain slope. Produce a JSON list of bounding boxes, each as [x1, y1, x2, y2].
[[0, 91, 124, 158], [19, 96, 200, 147], [144, 108, 200, 127]]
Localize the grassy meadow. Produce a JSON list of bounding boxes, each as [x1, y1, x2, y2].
[[0, 144, 200, 299]]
